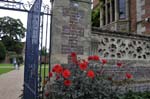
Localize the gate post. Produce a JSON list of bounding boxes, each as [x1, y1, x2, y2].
[[50, 0, 92, 65]]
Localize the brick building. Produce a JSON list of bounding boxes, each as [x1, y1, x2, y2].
[[93, 0, 150, 34]]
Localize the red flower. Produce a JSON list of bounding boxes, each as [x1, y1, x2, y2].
[[126, 73, 133, 79], [87, 70, 95, 78], [70, 52, 78, 64], [45, 92, 49, 97], [79, 62, 87, 70], [108, 77, 112, 81], [88, 56, 94, 60], [72, 57, 78, 64], [93, 55, 100, 61], [49, 72, 53, 78], [62, 69, 71, 78], [64, 80, 72, 86], [88, 55, 100, 61], [56, 75, 60, 80], [71, 52, 77, 58], [52, 64, 63, 73], [101, 59, 107, 64], [117, 62, 122, 67], [83, 60, 89, 65]]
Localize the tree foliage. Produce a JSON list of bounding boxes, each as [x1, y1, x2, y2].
[[41, 47, 48, 56], [0, 41, 6, 61], [1, 36, 24, 54], [92, 4, 100, 27], [0, 16, 25, 54], [0, 16, 26, 41]]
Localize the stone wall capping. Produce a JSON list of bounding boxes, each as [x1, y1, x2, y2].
[[92, 27, 150, 41], [70, 0, 92, 4]]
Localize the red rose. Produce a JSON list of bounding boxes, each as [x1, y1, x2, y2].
[[101, 59, 107, 64], [88, 56, 94, 61], [45, 92, 49, 97], [117, 62, 122, 67], [125, 73, 133, 79], [64, 80, 72, 86], [62, 69, 71, 78], [83, 60, 89, 65], [93, 55, 100, 61], [71, 52, 77, 58], [88, 55, 100, 61], [70, 52, 78, 64], [52, 67, 55, 72], [52, 64, 63, 73], [72, 57, 78, 64], [56, 75, 60, 80], [49, 72, 53, 78], [87, 70, 95, 78], [79, 62, 87, 70], [108, 77, 112, 81]]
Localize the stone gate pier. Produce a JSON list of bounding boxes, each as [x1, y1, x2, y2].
[[51, 0, 91, 65]]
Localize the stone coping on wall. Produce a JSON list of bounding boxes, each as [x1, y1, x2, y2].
[[92, 27, 150, 41]]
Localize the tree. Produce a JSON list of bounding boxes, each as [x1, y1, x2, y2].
[[1, 35, 15, 51], [41, 47, 48, 56], [0, 41, 6, 61], [1, 36, 24, 54], [0, 16, 26, 41], [92, 6, 100, 27], [0, 16, 25, 54]]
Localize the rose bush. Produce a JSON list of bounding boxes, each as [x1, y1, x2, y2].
[[45, 52, 133, 99]]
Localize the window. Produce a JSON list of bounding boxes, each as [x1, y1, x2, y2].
[[112, 0, 115, 21], [119, 0, 126, 19], [103, 6, 106, 25], [107, 3, 110, 23]]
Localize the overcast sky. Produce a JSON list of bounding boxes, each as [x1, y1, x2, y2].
[[0, 0, 51, 47]]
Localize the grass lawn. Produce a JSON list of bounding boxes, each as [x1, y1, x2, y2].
[[39, 64, 49, 79], [0, 64, 14, 75]]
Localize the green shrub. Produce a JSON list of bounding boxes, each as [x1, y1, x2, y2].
[[0, 41, 6, 61], [119, 91, 150, 99]]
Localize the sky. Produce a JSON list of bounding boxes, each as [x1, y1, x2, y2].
[[0, 0, 51, 48]]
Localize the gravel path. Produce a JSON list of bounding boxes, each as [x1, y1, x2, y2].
[[0, 66, 24, 99]]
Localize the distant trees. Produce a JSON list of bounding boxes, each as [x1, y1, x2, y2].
[[92, 6, 100, 27], [0, 16, 25, 41], [1, 36, 24, 54], [0, 16, 26, 61], [41, 47, 48, 56], [0, 41, 6, 61]]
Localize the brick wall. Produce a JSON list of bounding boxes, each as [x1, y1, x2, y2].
[[144, 0, 150, 34], [130, 0, 137, 32], [93, 0, 99, 9]]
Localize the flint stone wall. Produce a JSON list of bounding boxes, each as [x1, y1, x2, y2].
[[91, 27, 150, 86], [91, 27, 150, 60]]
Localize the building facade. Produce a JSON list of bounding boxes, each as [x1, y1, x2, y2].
[[93, 0, 150, 34]]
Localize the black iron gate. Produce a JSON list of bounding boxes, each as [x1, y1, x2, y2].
[[24, 0, 52, 99], [0, 0, 52, 99], [24, 0, 42, 99]]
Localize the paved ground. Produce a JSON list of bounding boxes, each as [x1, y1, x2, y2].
[[0, 66, 24, 99]]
